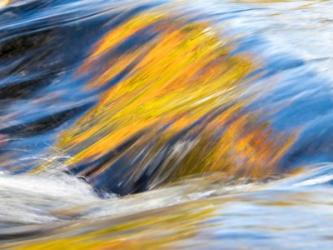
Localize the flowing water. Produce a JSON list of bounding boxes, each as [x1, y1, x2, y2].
[[0, 0, 333, 249]]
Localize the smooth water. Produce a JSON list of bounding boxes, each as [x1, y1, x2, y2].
[[0, 0, 333, 249]]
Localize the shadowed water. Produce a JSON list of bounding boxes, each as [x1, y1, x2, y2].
[[0, 0, 333, 249]]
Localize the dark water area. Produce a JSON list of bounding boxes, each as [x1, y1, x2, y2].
[[0, 0, 333, 249]]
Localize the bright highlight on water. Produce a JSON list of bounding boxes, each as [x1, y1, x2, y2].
[[0, 0, 333, 249]]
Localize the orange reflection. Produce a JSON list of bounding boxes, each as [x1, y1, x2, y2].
[[35, 8, 297, 186]]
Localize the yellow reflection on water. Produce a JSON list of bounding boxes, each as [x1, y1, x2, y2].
[[34, 6, 297, 185], [0, 0, 10, 8], [16, 201, 216, 250]]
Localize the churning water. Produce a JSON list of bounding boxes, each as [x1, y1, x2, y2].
[[1, 0, 333, 249]]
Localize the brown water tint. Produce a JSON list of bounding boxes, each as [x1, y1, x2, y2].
[[1, 0, 333, 249]]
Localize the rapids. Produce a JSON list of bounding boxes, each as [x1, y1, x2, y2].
[[0, 0, 333, 249]]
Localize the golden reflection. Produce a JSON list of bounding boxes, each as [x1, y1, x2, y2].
[[0, 0, 10, 8], [34, 7, 297, 186], [15, 202, 215, 250]]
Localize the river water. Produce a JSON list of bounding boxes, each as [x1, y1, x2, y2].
[[0, 0, 333, 249]]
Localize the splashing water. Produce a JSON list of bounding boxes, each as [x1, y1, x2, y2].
[[1, 0, 333, 249]]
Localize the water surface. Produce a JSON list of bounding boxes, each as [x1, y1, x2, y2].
[[0, 0, 333, 249]]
